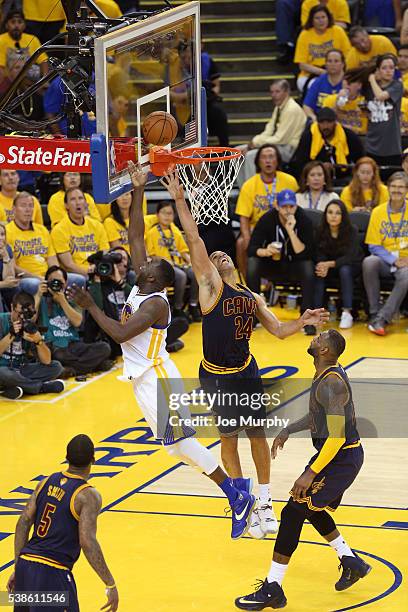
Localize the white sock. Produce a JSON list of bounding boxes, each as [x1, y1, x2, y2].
[[329, 534, 354, 559], [267, 561, 288, 586], [258, 483, 271, 503], [166, 438, 218, 475]]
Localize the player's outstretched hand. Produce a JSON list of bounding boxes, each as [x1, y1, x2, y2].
[[127, 160, 148, 188], [271, 428, 289, 459], [101, 586, 119, 612], [6, 571, 15, 593], [66, 284, 95, 310], [160, 168, 184, 201], [300, 308, 329, 328]]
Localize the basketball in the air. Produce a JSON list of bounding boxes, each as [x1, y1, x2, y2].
[[142, 111, 178, 146]]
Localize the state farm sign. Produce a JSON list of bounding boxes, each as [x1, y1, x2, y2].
[[0, 137, 92, 172]]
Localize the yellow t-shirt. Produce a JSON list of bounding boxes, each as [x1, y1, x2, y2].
[[301, 0, 351, 25], [323, 94, 368, 134], [401, 98, 408, 135], [365, 202, 408, 257], [104, 216, 129, 253], [97, 194, 148, 223], [145, 224, 188, 266], [94, 0, 122, 18], [341, 184, 389, 211], [6, 221, 55, 276], [51, 216, 109, 270], [402, 72, 408, 94], [346, 35, 397, 70], [295, 26, 351, 77], [0, 32, 48, 69], [47, 191, 101, 227], [0, 192, 43, 225], [22, 0, 65, 21], [235, 172, 299, 228]]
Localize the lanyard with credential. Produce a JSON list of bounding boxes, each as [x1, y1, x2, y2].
[[387, 203, 406, 241], [157, 224, 182, 264], [308, 190, 323, 209], [262, 177, 277, 210]]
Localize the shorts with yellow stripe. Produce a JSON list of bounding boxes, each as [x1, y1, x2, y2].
[[199, 355, 265, 436], [15, 555, 78, 612], [291, 442, 364, 513], [131, 357, 196, 445]]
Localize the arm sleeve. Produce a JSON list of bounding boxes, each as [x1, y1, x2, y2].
[[303, 79, 320, 112], [368, 244, 397, 265], [386, 80, 403, 105], [247, 214, 273, 257], [309, 423, 346, 473]]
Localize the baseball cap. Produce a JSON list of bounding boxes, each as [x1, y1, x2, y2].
[[316, 107, 336, 122], [277, 189, 297, 207]]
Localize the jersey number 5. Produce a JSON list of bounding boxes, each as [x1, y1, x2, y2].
[[37, 503, 57, 537], [234, 316, 253, 340]]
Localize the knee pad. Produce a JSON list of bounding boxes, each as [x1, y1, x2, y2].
[[308, 510, 336, 537], [274, 503, 306, 558]]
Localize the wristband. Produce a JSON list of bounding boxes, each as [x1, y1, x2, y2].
[[35, 339, 44, 346], [106, 583, 116, 589]]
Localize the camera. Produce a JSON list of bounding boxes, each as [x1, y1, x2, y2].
[[87, 251, 123, 278], [47, 278, 64, 293], [14, 304, 38, 337]]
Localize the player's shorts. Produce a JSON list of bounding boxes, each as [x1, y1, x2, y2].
[[14, 557, 78, 612], [132, 358, 196, 445], [199, 355, 265, 436], [290, 442, 364, 513]]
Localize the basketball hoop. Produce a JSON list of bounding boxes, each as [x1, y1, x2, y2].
[[149, 146, 244, 225]]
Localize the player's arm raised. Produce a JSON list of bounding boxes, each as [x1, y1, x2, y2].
[[77, 487, 119, 612], [7, 484, 39, 592], [291, 374, 348, 499], [160, 170, 221, 291], [68, 285, 168, 344], [254, 293, 329, 339], [127, 161, 148, 273]]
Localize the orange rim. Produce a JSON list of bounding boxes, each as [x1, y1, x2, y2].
[[149, 146, 243, 175]]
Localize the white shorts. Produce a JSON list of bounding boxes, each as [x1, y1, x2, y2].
[[131, 358, 195, 444]]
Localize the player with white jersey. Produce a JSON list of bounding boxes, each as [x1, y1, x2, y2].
[[69, 161, 256, 540]]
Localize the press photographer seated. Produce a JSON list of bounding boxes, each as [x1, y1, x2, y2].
[[36, 266, 112, 377], [145, 201, 200, 321], [0, 292, 64, 400]]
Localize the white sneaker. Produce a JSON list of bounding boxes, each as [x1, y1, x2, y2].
[[339, 311, 353, 329], [258, 499, 278, 534], [247, 509, 265, 540]]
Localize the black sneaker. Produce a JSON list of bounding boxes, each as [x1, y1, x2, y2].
[[235, 579, 287, 610], [335, 554, 372, 591], [188, 304, 202, 322], [40, 380, 65, 394], [0, 386, 23, 400], [166, 339, 184, 353], [303, 324, 316, 336]]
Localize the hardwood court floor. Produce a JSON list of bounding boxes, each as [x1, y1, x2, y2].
[[0, 309, 407, 611]]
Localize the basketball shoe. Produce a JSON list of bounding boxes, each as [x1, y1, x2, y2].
[[258, 499, 278, 534], [335, 554, 372, 591], [235, 579, 287, 610], [233, 477, 253, 495], [248, 509, 265, 540], [231, 491, 257, 540]]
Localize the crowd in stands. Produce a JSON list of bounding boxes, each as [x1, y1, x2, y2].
[[0, 0, 408, 399]]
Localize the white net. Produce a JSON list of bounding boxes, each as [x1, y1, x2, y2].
[[176, 149, 244, 225]]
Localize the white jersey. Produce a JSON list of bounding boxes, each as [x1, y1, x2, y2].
[[120, 286, 171, 379]]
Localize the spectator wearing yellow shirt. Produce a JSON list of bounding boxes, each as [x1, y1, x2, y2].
[[294, 5, 350, 91], [235, 144, 298, 278], [47, 172, 101, 227], [51, 188, 109, 282], [323, 70, 368, 135], [301, 0, 350, 28], [398, 45, 408, 96], [0, 169, 43, 225], [145, 202, 201, 321], [104, 192, 131, 253], [6, 192, 57, 295], [0, 10, 48, 87], [0, 221, 19, 312], [340, 157, 389, 212], [363, 172, 408, 335], [346, 27, 397, 70], [22, 0, 65, 44]]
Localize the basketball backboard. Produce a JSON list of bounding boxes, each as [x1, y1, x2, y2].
[[91, 1, 204, 203]]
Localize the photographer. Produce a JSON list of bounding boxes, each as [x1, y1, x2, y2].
[[0, 292, 64, 400], [85, 247, 188, 354], [36, 266, 112, 377]]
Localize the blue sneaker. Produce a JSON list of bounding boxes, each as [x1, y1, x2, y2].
[[233, 477, 253, 495], [235, 579, 287, 610], [335, 554, 372, 591], [231, 491, 256, 540]]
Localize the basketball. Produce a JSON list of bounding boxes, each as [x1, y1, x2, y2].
[[142, 111, 178, 146]]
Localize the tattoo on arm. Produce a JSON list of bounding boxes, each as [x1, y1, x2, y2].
[[14, 489, 37, 562], [316, 374, 349, 416]]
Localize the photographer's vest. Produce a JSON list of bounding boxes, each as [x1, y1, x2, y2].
[[120, 286, 171, 379]]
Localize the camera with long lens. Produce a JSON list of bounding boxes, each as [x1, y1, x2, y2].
[[14, 304, 38, 338], [87, 251, 123, 278], [47, 278, 64, 293]]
